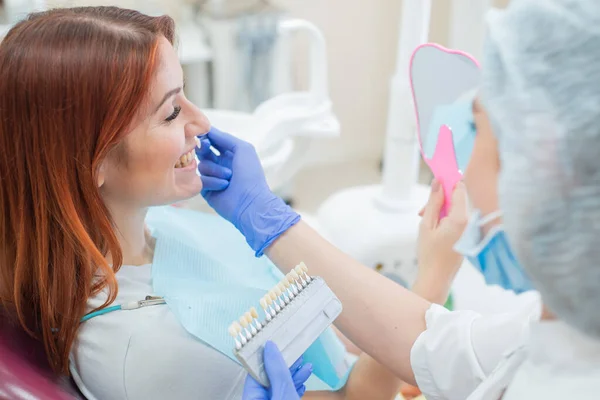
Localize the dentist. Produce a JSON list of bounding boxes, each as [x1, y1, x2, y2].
[[207, 0, 600, 398]]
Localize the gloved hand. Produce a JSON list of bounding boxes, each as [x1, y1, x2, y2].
[[196, 127, 300, 256], [242, 341, 313, 400]]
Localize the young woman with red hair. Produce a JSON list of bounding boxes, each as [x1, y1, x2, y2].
[[0, 6, 406, 400]]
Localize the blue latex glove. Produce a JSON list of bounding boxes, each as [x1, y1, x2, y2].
[[196, 127, 300, 256], [242, 341, 313, 400]]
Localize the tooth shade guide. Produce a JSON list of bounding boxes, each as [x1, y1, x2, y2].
[[228, 324, 238, 337], [244, 312, 257, 335], [231, 276, 342, 387], [299, 263, 312, 281], [278, 282, 291, 303], [287, 274, 300, 295], [233, 323, 245, 343], [260, 297, 268, 310]]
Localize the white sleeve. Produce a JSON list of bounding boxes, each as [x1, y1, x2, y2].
[[451, 260, 541, 315], [410, 303, 540, 400]]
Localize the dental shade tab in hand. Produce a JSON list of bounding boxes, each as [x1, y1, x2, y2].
[[197, 134, 221, 156], [410, 43, 481, 218], [229, 263, 342, 388]]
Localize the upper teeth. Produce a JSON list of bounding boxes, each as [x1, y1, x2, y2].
[[175, 150, 194, 168]]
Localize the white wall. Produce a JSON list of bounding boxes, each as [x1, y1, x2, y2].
[[287, 0, 403, 167], [287, 0, 510, 168]]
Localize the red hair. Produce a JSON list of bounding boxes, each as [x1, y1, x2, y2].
[[0, 7, 174, 374]]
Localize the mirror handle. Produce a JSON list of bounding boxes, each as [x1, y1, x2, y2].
[[422, 125, 463, 218]]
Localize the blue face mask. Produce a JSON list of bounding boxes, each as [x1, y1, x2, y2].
[[453, 210, 533, 293]]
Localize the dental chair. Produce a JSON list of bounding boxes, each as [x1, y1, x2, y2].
[[0, 310, 84, 400], [204, 18, 340, 194]]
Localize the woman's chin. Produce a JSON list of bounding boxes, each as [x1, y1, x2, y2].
[[172, 176, 203, 203]]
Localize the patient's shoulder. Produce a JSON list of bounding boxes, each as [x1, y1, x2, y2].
[[72, 270, 246, 400]]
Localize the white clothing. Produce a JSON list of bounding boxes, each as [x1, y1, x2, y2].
[[411, 301, 541, 400], [451, 259, 541, 315], [503, 320, 600, 399], [69, 264, 247, 400]]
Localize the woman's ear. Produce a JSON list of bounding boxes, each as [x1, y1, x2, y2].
[[97, 162, 106, 188]]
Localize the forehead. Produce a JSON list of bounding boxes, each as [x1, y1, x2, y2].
[[149, 37, 182, 100]]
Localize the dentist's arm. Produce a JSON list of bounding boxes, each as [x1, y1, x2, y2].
[[305, 354, 401, 399], [197, 128, 467, 386], [266, 220, 428, 384], [266, 181, 467, 383]]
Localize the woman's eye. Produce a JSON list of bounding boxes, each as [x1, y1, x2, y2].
[[165, 106, 182, 123]]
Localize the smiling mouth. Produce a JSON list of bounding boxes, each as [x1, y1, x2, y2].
[[175, 137, 201, 169], [175, 148, 195, 168]]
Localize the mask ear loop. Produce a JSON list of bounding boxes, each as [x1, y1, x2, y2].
[[478, 210, 503, 227]]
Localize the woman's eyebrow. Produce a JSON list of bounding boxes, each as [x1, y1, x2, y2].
[[152, 87, 181, 114]]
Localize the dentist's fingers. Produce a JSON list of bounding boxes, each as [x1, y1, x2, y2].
[[198, 161, 232, 180], [200, 176, 230, 192], [422, 179, 445, 228], [289, 357, 303, 373], [292, 363, 313, 388], [206, 126, 246, 153], [446, 181, 468, 229], [195, 138, 218, 163], [297, 385, 306, 398]]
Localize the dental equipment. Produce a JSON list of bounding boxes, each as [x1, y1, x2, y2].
[[229, 263, 342, 387], [315, 1, 492, 288], [202, 18, 339, 194], [316, 0, 432, 287], [80, 296, 166, 323]]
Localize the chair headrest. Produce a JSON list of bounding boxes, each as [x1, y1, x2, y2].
[[0, 313, 84, 399]]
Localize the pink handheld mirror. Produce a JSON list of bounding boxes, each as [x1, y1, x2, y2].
[[409, 43, 481, 218]]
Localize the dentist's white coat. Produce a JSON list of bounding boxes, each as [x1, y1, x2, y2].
[[411, 263, 600, 400], [410, 261, 542, 400], [411, 302, 538, 400]]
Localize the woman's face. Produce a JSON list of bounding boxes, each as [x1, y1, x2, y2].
[[99, 37, 209, 208], [463, 97, 501, 221]]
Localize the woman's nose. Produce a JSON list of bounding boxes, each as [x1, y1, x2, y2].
[[185, 108, 210, 138]]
